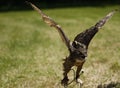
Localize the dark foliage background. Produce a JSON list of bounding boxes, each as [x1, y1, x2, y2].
[[0, 0, 120, 11]]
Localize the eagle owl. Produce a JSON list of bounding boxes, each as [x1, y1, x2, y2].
[[26, 1, 118, 87]]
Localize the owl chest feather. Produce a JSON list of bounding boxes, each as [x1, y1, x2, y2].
[[74, 59, 85, 66]]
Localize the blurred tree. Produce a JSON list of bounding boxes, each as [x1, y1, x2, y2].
[[0, 0, 120, 11]]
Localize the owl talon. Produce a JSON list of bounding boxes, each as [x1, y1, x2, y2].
[[76, 78, 83, 85]]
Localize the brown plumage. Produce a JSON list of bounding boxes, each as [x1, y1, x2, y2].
[[26, 1, 118, 86]]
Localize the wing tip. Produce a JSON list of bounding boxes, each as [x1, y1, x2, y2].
[[25, 1, 36, 8], [25, 1, 31, 5]]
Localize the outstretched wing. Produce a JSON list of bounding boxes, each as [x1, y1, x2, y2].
[[26, 1, 70, 49], [74, 9, 118, 48]]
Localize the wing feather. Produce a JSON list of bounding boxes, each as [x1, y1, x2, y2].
[[26, 1, 70, 48], [74, 9, 118, 48]]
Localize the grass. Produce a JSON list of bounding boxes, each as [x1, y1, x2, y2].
[[0, 6, 120, 88]]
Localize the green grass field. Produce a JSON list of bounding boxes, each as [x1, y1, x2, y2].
[[0, 6, 120, 88]]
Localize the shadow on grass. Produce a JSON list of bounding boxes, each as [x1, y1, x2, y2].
[[97, 82, 120, 88]]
